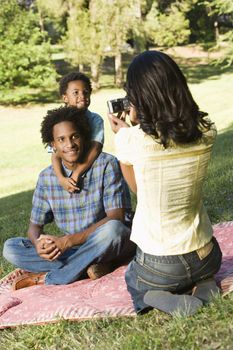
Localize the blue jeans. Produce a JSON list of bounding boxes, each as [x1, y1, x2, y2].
[[3, 220, 136, 285], [125, 237, 222, 313]]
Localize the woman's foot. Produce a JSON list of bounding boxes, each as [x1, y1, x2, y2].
[[192, 278, 220, 304], [144, 290, 203, 316], [87, 263, 113, 280]]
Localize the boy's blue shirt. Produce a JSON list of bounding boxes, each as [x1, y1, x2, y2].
[[86, 109, 104, 144]]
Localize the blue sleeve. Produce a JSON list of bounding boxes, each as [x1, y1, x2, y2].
[[87, 111, 104, 144], [30, 174, 54, 225], [47, 145, 53, 153], [103, 157, 131, 212]]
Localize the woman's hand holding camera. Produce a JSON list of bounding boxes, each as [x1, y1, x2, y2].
[[108, 112, 130, 134]]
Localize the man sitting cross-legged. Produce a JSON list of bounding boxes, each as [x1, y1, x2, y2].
[[3, 106, 135, 290]]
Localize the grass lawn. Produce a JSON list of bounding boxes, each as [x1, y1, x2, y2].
[[0, 55, 233, 348]]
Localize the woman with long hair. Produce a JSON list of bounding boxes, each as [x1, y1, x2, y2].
[[108, 50, 222, 316]]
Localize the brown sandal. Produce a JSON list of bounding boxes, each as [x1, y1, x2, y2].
[[12, 272, 46, 291]]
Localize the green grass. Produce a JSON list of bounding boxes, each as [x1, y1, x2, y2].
[[0, 296, 232, 350], [0, 57, 233, 348]]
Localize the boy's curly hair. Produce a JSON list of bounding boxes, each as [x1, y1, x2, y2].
[[41, 106, 91, 147], [59, 72, 92, 96]]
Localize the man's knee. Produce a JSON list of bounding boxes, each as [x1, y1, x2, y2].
[[95, 219, 130, 245], [3, 237, 25, 263], [3, 238, 16, 261]]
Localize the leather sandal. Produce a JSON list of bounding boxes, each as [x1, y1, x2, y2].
[[12, 272, 46, 291]]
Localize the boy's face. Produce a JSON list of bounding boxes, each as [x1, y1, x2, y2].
[[62, 80, 91, 110]]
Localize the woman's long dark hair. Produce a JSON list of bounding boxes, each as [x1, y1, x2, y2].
[[125, 50, 212, 148]]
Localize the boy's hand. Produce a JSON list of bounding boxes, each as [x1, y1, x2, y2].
[[59, 177, 80, 193]]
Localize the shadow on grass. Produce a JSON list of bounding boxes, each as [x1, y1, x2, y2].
[[0, 89, 60, 106], [180, 61, 233, 84], [0, 190, 33, 244], [51, 53, 233, 88], [0, 190, 61, 248], [203, 123, 233, 223], [0, 190, 59, 276], [0, 190, 33, 274]]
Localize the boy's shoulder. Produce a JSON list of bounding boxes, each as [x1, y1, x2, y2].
[[86, 109, 103, 121]]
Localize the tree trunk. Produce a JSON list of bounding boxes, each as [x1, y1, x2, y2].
[[133, 0, 146, 52], [115, 52, 123, 88], [79, 64, 84, 71], [214, 21, 219, 42], [38, 8, 45, 40], [91, 62, 100, 90]]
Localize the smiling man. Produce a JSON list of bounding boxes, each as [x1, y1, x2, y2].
[[3, 106, 135, 290]]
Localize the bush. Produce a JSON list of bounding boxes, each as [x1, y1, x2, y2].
[[0, 0, 57, 90], [144, 3, 190, 47]]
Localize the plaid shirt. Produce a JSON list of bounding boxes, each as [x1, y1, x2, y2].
[[30, 152, 131, 234]]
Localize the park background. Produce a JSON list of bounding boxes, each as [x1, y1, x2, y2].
[[0, 0, 233, 349]]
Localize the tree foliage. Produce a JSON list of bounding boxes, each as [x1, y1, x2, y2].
[[1, 0, 231, 92], [92, 0, 139, 86], [34, 0, 67, 44], [144, 1, 190, 47], [0, 0, 57, 89], [205, 0, 233, 14], [184, 0, 215, 43], [205, 0, 233, 65], [61, 0, 139, 88], [61, 2, 104, 89]]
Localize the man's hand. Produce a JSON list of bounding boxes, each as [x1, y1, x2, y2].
[[108, 113, 129, 134], [38, 234, 72, 255], [36, 236, 61, 261]]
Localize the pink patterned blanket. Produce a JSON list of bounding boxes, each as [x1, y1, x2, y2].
[[0, 222, 232, 328]]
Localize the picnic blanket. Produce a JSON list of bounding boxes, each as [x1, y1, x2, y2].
[[0, 221, 232, 328]]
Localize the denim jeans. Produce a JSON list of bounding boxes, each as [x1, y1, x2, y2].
[[125, 237, 222, 313], [3, 220, 136, 285]]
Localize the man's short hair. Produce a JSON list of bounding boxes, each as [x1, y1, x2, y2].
[[40, 106, 91, 147], [59, 72, 92, 96]]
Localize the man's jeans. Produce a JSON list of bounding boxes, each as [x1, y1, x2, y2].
[[125, 237, 222, 313], [3, 220, 136, 285]]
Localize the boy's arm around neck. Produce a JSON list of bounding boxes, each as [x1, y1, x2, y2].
[[51, 152, 78, 192], [72, 141, 102, 181]]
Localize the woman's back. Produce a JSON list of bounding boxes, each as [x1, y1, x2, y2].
[[109, 50, 222, 316], [115, 124, 216, 256]]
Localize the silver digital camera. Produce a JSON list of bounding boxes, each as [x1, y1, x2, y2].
[[107, 97, 130, 114]]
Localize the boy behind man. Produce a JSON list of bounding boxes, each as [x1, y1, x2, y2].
[[53, 72, 104, 193]]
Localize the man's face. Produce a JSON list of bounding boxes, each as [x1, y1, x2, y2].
[[62, 80, 91, 110], [51, 121, 83, 169]]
